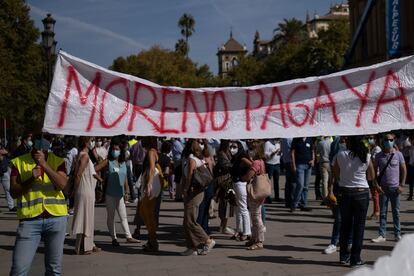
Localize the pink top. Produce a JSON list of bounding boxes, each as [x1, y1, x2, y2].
[[251, 159, 265, 175]]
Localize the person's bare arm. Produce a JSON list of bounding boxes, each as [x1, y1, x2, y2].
[[183, 159, 196, 197], [367, 160, 382, 193], [124, 175, 129, 201], [328, 160, 339, 196], [144, 149, 157, 196], [34, 151, 67, 191], [74, 154, 88, 192], [399, 162, 407, 193], [94, 159, 108, 172], [240, 157, 255, 182]]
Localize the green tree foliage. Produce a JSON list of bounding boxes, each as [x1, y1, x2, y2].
[[175, 38, 188, 56], [110, 46, 222, 88], [0, 0, 46, 137], [253, 18, 350, 84], [177, 13, 195, 58], [231, 55, 263, 86]]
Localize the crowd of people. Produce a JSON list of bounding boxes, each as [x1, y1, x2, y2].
[[0, 130, 413, 274]]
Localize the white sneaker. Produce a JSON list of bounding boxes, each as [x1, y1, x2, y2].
[[200, 239, 216, 255], [323, 244, 337, 254], [395, 235, 402, 242], [371, 236, 386, 243], [180, 248, 198, 256], [222, 227, 235, 235]]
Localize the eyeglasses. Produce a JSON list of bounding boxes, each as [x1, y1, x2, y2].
[[384, 139, 394, 142]]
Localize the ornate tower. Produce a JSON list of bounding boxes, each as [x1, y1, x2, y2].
[[217, 31, 247, 78]]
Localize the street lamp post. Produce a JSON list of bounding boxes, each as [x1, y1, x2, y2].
[[41, 13, 57, 93]]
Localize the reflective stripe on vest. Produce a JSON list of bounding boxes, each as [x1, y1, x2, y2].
[[29, 184, 57, 193], [17, 198, 67, 209]]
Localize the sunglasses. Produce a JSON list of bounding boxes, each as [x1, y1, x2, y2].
[[384, 139, 394, 142]]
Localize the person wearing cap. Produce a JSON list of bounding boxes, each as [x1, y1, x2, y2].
[[9, 135, 69, 275]]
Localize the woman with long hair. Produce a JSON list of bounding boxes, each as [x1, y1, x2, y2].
[[215, 140, 236, 235], [197, 139, 215, 234], [245, 140, 266, 250], [95, 136, 139, 246], [230, 140, 252, 241], [329, 136, 377, 267], [182, 139, 215, 256], [138, 136, 162, 252], [72, 137, 101, 255]]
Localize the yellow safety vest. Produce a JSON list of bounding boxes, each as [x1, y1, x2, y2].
[[128, 139, 138, 147], [11, 152, 68, 219]]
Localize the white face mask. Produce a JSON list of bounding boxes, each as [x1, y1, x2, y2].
[[199, 144, 205, 151], [230, 148, 238, 156], [88, 141, 95, 150], [27, 140, 33, 148], [125, 150, 130, 159], [97, 141, 102, 147]]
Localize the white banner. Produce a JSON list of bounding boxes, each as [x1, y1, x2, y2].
[[43, 51, 414, 138]]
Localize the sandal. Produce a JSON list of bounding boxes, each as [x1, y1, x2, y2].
[[236, 235, 250, 242], [367, 214, 379, 220], [245, 240, 255, 247], [82, 250, 93, 255], [247, 243, 263, 250]]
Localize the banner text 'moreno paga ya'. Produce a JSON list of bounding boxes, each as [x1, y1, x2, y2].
[[43, 51, 414, 138]]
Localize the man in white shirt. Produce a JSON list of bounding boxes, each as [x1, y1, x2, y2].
[[264, 139, 282, 202]]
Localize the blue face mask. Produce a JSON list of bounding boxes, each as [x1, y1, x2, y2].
[[384, 141, 394, 150], [112, 150, 121, 158]]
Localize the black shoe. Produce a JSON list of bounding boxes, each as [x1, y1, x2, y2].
[[274, 198, 284, 203], [112, 239, 120, 246], [9, 207, 17, 212], [339, 256, 350, 265], [300, 207, 312, 212], [407, 196, 413, 201], [350, 260, 365, 267], [290, 208, 296, 213]]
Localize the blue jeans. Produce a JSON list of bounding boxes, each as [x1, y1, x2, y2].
[[265, 164, 281, 199], [197, 183, 214, 234], [379, 186, 401, 237], [338, 189, 369, 263], [292, 164, 312, 208], [10, 216, 67, 276], [0, 167, 14, 210]]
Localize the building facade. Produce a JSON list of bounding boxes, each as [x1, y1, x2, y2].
[[217, 32, 247, 78], [306, 3, 350, 38]]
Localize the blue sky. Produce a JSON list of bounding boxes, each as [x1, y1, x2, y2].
[[27, 0, 339, 75]]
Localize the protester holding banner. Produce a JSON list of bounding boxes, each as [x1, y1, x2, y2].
[[291, 137, 315, 212], [139, 136, 162, 252], [95, 137, 139, 247], [181, 139, 215, 256], [230, 140, 252, 241], [72, 137, 101, 255], [330, 136, 376, 266], [245, 140, 266, 250], [366, 135, 382, 220], [263, 138, 282, 202], [372, 133, 406, 243], [281, 138, 294, 208], [9, 135, 68, 275]]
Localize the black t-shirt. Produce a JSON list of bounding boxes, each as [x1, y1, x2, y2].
[[291, 137, 314, 165]]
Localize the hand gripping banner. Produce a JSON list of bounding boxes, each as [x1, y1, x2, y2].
[[43, 51, 414, 138]]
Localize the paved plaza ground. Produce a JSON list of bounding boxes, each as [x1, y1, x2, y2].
[[1, 178, 412, 276]]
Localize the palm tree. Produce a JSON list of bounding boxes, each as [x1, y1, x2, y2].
[[175, 38, 188, 56], [272, 18, 306, 50], [178, 13, 195, 58]]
